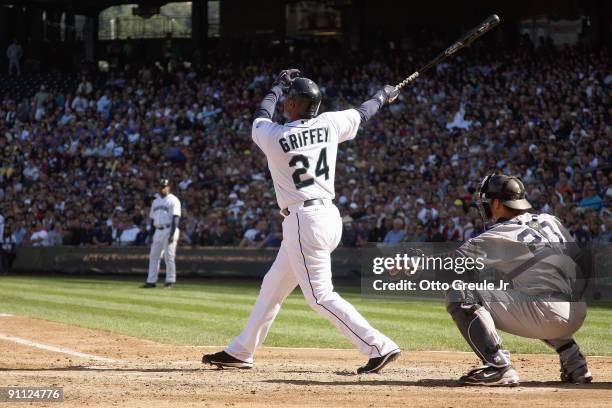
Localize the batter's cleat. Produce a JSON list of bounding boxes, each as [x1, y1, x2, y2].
[[561, 364, 593, 384], [459, 365, 520, 387], [357, 349, 401, 374], [202, 351, 253, 369], [140, 283, 156, 288], [163, 283, 174, 289]]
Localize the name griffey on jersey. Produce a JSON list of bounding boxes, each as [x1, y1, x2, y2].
[[279, 127, 330, 152]]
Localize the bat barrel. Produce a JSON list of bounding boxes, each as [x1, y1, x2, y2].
[[485, 14, 501, 26], [481, 14, 501, 33]]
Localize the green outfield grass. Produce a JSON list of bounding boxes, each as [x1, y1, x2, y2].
[[0, 275, 610, 355]]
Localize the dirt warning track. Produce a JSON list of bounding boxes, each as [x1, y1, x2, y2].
[[1, 315, 611, 407]]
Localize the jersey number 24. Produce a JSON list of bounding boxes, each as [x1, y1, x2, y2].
[[289, 148, 329, 189]]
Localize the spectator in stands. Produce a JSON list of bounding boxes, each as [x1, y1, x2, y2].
[[384, 219, 406, 244], [258, 222, 282, 248], [29, 222, 48, 247], [411, 224, 428, 242], [12, 219, 29, 246], [227, 192, 245, 217], [65, 219, 83, 246], [599, 216, 612, 243], [440, 216, 462, 242], [46, 223, 64, 246], [209, 221, 236, 246], [580, 183, 603, 211], [0, 225, 17, 273], [76, 76, 93, 96], [240, 220, 267, 247], [366, 218, 387, 243], [33, 85, 49, 111], [93, 223, 113, 246], [133, 224, 149, 246], [118, 221, 140, 245], [6, 39, 22, 76], [70, 92, 87, 113], [342, 221, 359, 247], [79, 221, 96, 246]]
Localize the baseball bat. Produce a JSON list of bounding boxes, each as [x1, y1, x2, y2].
[[394, 14, 501, 91]]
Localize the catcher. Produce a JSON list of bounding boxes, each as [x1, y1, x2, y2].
[[446, 171, 592, 386]]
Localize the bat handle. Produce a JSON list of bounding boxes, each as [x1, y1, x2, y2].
[[395, 71, 420, 91]]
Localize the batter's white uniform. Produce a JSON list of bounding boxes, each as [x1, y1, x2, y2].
[[225, 110, 399, 363], [146, 193, 181, 284]]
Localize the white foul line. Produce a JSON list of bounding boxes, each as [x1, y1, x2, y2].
[[0, 333, 120, 363], [0, 313, 14, 317]]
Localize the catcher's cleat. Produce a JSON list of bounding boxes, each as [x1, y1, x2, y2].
[[357, 349, 401, 374], [202, 351, 253, 369], [561, 364, 592, 384], [140, 283, 156, 288], [459, 365, 520, 387]]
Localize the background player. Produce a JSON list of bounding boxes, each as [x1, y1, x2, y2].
[[446, 171, 592, 386], [203, 70, 401, 373], [142, 178, 181, 289]]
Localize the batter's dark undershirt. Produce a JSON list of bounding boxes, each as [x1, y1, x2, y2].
[[254, 85, 283, 119], [355, 97, 384, 123]]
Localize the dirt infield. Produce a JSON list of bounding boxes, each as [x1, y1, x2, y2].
[[0, 316, 611, 407]]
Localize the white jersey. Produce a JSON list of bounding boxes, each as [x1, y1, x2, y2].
[[149, 193, 181, 226], [460, 212, 578, 296], [252, 109, 361, 209]]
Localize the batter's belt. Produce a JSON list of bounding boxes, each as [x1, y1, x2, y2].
[[280, 198, 325, 217]]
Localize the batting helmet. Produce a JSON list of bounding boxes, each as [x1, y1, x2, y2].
[[159, 178, 170, 187], [287, 77, 322, 118], [477, 171, 531, 222]]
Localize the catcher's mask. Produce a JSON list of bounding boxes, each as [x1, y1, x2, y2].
[[287, 77, 322, 119], [477, 171, 532, 225]]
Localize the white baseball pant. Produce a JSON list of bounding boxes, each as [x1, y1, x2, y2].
[[225, 200, 399, 363], [146, 228, 179, 284]]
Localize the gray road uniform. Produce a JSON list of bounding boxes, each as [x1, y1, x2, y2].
[[447, 212, 589, 376]]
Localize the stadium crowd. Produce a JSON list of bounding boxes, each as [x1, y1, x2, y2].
[[0, 39, 610, 258]]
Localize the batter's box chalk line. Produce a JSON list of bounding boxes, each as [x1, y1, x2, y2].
[[0, 333, 122, 364]]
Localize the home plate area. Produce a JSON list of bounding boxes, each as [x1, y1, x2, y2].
[[1, 316, 610, 408]]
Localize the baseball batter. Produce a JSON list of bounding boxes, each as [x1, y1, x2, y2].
[[203, 70, 401, 373], [446, 172, 592, 386], [142, 178, 181, 289]]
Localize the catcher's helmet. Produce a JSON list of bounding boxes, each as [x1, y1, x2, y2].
[[477, 172, 531, 221], [287, 77, 322, 118]]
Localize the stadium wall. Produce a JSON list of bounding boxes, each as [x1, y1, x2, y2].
[[11, 246, 362, 278]]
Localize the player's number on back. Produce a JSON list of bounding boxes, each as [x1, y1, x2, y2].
[[517, 221, 564, 244], [289, 148, 329, 189]]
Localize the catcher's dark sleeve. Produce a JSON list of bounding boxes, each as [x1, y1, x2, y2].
[[355, 97, 384, 123], [254, 85, 283, 120], [169, 215, 180, 238]]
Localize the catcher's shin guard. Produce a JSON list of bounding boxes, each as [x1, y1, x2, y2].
[[543, 339, 592, 384], [446, 297, 510, 367]]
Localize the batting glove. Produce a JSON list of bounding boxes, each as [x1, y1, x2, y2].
[[374, 85, 400, 105], [274, 68, 301, 92]]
